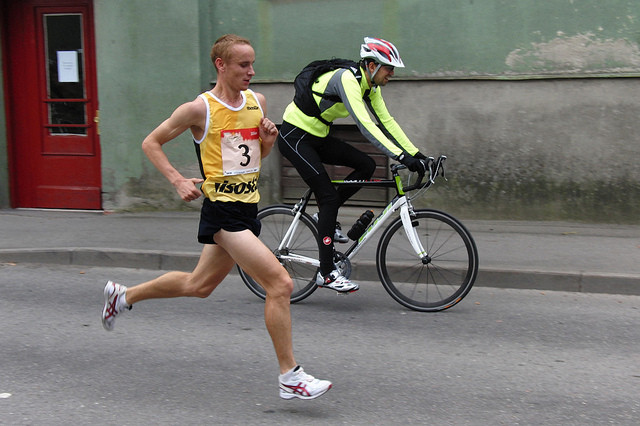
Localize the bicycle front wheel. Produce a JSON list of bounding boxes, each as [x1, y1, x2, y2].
[[238, 205, 319, 303], [376, 209, 478, 312]]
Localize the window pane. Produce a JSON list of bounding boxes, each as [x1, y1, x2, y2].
[[44, 14, 87, 135]]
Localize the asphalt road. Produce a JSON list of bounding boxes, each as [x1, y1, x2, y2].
[[1, 263, 638, 425]]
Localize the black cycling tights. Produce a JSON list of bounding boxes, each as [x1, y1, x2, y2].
[[277, 122, 376, 275]]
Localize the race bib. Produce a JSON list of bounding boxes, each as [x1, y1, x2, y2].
[[220, 127, 260, 176]]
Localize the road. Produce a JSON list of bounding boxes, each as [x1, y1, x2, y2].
[[1, 263, 638, 425]]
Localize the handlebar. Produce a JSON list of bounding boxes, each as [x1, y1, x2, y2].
[[392, 155, 447, 192]]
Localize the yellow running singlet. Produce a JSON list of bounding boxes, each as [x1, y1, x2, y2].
[[194, 89, 264, 203]]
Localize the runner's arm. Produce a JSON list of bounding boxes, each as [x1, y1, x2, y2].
[[141, 99, 205, 202]]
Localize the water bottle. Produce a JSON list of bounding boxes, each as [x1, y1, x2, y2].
[[347, 210, 374, 240]]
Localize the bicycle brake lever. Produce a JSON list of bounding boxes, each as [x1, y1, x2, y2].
[[427, 157, 436, 184], [437, 156, 447, 181]]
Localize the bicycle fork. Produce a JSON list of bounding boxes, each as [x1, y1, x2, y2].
[[399, 200, 430, 263]]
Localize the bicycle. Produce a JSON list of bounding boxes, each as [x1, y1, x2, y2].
[[238, 155, 479, 312]]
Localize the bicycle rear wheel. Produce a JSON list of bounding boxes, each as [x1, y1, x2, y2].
[[238, 205, 319, 303], [376, 209, 478, 312]]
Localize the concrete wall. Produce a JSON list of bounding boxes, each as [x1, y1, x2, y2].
[[213, 0, 640, 80], [63, 0, 640, 222], [1, 0, 638, 223], [93, 0, 206, 211], [255, 78, 640, 223]]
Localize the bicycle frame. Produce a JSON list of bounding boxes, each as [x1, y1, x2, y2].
[[342, 189, 424, 260], [276, 157, 446, 268]]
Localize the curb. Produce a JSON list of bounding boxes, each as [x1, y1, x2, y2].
[[0, 248, 199, 272], [1, 248, 638, 296]]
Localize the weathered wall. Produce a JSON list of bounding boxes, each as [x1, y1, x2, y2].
[[60, 0, 640, 222], [1, 0, 638, 222], [254, 78, 640, 223], [211, 0, 640, 80], [94, 0, 205, 211]]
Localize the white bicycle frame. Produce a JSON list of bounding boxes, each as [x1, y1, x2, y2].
[[274, 156, 445, 269], [275, 193, 427, 268]]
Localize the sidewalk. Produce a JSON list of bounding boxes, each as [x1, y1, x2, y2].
[[1, 208, 639, 295]]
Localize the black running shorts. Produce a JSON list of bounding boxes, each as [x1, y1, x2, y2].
[[197, 198, 261, 244]]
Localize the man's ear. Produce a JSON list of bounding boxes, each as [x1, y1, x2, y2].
[[366, 61, 376, 73], [215, 57, 225, 73]]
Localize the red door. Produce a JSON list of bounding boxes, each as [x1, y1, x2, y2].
[[3, 0, 101, 209]]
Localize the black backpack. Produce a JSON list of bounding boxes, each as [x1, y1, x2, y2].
[[293, 58, 362, 125]]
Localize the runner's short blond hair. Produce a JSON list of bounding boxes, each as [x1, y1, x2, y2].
[[210, 34, 252, 73]]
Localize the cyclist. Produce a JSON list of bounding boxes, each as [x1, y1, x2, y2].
[[277, 36, 429, 293]]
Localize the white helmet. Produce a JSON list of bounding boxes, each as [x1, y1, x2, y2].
[[360, 37, 405, 68]]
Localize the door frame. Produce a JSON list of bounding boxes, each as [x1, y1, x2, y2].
[[2, 0, 101, 209]]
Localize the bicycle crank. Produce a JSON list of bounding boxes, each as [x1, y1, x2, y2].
[[333, 251, 352, 278]]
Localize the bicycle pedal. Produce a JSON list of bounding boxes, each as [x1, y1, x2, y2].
[[336, 289, 358, 296]]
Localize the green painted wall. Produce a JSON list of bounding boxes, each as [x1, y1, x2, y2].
[[210, 0, 640, 80], [94, 0, 205, 209], [2, 0, 639, 220]]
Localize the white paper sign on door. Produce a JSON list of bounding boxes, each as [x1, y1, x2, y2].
[[57, 51, 79, 83]]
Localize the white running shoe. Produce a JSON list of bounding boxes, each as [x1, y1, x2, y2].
[[312, 213, 349, 243], [279, 366, 332, 400], [101, 280, 131, 331], [316, 270, 359, 293]]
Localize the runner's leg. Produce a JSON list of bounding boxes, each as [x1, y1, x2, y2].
[[214, 229, 297, 374], [124, 244, 234, 304]]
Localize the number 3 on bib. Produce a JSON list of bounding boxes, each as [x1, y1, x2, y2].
[[221, 128, 261, 176]]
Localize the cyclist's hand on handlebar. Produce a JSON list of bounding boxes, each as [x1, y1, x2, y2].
[[414, 151, 428, 160], [413, 152, 433, 175], [398, 153, 429, 174]]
